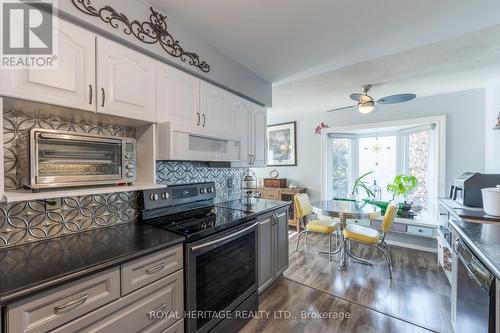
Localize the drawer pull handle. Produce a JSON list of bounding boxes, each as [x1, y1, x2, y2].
[[149, 303, 167, 316], [146, 263, 165, 274], [54, 294, 88, 314]]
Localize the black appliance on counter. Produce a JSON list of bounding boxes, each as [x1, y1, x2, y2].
[[140, 183, 258, 333], [452, 172, 500, 207]]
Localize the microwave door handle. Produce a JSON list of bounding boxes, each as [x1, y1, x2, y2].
[[38, 133, 122, 144], [190, 221, 258, 252]]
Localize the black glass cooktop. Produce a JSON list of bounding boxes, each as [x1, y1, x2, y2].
[[144, 206, 255, 242]]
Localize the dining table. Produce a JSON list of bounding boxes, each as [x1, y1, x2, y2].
[[311, 200, 382, 270]]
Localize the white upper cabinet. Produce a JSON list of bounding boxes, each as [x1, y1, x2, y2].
[[0, 20, 95, 112], [200, 81, 235, 138], [97, 37, 156, 122], [232, 96, 252, 166], [251, 104, 267, 167], [156, 63, 199, 127]]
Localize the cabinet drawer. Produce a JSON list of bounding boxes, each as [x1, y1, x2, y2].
[[121, 245, 183, 295], [260, 190, 280, 200], [348, 219, 371, 227], [161, 318, 184, 333], [53, 270, 184, 333], [7, 268, 120, 333], [407, 225, 434, 237], [371, 220, 407, 233]]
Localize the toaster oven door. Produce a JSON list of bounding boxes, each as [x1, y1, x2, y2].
[[32, 132, 124, 188]]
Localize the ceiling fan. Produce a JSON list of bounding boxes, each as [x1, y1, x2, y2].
[[327, 84, 416, 114]]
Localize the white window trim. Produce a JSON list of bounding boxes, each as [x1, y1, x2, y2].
[[320, 115, 446, 222]]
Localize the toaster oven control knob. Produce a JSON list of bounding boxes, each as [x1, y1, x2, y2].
[[126, 164, 135, 170], [161, 192, 169, 199], [150, 193, 159, 201], [126, 172, 134, 178]]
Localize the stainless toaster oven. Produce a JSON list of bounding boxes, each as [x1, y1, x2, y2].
[[24, 128, 137, 190]]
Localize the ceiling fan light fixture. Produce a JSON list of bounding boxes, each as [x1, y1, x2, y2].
[[358, 100, 375, 114]]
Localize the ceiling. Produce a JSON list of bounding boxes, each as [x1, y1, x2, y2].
[[147, 0, 500, 84], [271, 25, 500, 116]]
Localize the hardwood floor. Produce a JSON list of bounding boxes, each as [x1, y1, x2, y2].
[[241, 278, 434, 333], [284, 230, 452, 332], [242, 229, 453, 333]]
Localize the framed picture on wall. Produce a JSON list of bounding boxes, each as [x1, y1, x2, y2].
[[267, 121, 297, 166]]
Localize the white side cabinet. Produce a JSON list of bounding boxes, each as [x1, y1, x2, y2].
[[232, 96, 252, 166], [156, 63, 200, 127], [251, 104, 267, 167], [0, 20, 95, 112], [97, 37, 156, 122], [200, 81, 235, 138]]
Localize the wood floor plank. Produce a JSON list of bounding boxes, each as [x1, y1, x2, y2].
[[241, 278, 434, 333], [282, 231, 453, 333]]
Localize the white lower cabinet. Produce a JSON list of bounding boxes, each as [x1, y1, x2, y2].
[[97, 37, 156, 122], [5, 246, 184, 333], [0, 19, 96, 112]]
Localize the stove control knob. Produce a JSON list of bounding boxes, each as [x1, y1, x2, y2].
[[207, 187, 213, 193], [200, 188, 206, 194], [150, 193, 159, 201], [161, 192, 169, 199]]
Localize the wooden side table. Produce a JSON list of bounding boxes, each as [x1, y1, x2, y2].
[[256, 187, 307, 231]]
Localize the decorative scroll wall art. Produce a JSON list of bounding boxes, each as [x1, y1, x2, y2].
[[71, 0, 210, 73]]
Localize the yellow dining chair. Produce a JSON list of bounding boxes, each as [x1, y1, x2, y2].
[[294, 193, 340, 261], [342, 202, 397, 278]]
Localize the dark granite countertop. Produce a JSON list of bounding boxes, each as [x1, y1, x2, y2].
[[216, 198, 291, 215], [440, 199, 500, 279], [0, 224, 185, 304]]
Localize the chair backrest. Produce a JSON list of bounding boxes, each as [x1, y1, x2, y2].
[[382, 202, 398, 233], [294, 193, 312, 219]]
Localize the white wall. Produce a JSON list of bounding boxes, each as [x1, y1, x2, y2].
[[255, 88, 486, 201], [56, 0, 271, 106], [485, 80, 500, 172]]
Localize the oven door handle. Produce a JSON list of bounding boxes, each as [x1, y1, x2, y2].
[[38, 132, 122, 144], [190, 221, 258, 252]]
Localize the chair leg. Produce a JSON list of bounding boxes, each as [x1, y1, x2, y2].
[[383, 241, 393, 267], [296, 230, 308, 252], [377, 245, 393, 279], [304, 231, 309, 251], [346, 240, 373, 266], [328, 234, 333, 262]]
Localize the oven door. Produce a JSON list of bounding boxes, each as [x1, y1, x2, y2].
[[31, 130, 124, 188], [186, 220, 258, 333]]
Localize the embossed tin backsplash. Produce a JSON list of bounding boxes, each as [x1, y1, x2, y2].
[[156, 161, 248, 204], [0, 192, 139, 248]]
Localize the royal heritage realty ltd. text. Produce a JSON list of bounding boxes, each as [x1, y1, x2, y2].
[[148, 310, 352, 321]]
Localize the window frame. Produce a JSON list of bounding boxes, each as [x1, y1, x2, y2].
[[320, 116, 446, 223]]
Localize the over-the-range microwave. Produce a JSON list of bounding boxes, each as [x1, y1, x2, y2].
[[21, 128, 137, 190]]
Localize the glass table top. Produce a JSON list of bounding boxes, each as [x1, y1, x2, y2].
[[311, 199, 382, 220]]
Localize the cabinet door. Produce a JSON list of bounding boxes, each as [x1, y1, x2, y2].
[[0, 19, 95, 111], [97, 37, 156, 122], [251, 104, 267, 167], [156, 63, 199, 126], [200, 81, 234, 137], [232, 95, 252, 165], [258, 216, 274, 293], [274, 209, 289, 277]]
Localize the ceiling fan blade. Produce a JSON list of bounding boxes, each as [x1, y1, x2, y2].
[[326, 105, 355, 112], [349, 93, 364, 102], [377, 93, 416, 104]]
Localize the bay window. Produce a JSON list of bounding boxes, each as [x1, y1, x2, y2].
[[325, 121, 440, 220]]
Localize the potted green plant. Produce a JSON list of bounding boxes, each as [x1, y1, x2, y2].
[[349, 171, 375, 200], [386, 174, 418, 213]]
